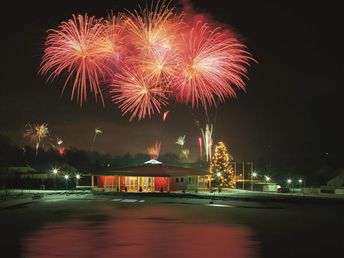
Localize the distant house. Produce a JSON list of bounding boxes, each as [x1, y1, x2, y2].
[[327, 170, 344, 188], [1, 165, 40, 178]]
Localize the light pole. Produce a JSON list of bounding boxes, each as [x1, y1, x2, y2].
[[75, 174, 81, 189], [298, 179, 303, 194], [216, 172, 222, 192], [287, 179, 292, 192], [251, 172, 257, 191], [298, 179, 303, 187], [64, 174, 69, 190], [265, 175, 271, 183], [52, 168, 59, 190], [242, 162, 245, 190]]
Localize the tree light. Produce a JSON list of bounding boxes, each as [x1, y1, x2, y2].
[[252, 172, 257, 178], [217, 172, 222, 177], [287, 179, 292, 184], [265, 176, 271, 182], [76, 174, 81, 180], [52, 168, 59, 174], [298, 179, 303, 183], [64, 175, 69, 180]]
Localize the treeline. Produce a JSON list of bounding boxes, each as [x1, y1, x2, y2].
[[0, 134, 196, 174]]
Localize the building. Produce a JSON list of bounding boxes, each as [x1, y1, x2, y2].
[[327, 170, 344, 188], [92, 159, 210, 192]]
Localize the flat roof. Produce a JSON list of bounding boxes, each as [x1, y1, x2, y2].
[[91, 164, 209, 177]]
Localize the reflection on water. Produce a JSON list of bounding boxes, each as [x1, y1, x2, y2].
[[23, 217, 257, 258]]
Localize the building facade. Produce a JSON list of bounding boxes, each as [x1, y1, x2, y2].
[[93, 160, 210, 192]]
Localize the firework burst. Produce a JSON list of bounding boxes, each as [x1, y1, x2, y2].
[[40, 14, 111, 105], [124, 1, 184, 83], [111, 67, 168, 121], [125, 1, 183, 56], [173, 22, 252, 108], [40, 2, 254, 120], [176, 135, 186, 147], [95, 15, 127, 67], [24, 123, 49, 155]]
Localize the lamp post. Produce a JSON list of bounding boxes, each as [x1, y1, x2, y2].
[[64, 174, 69, 190], [298, 179, 303, 194], [75, 174, 81, 189], [242, 162, 245, 190], [216, 172, 222, 193], [265, 175, 271, 183], [298, 179, 303, 187], [251, 172, 257, 191], [52, 168, 59, 190], [287, 179, 292, 192]]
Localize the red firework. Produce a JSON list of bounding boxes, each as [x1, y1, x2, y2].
[[111, 67, 168, 121], [40, 14, 111, 105], [95, 15, 127, 68], [40, 2, 254, 121], [172, 22, 252, 108], [124, 2, 184, 83]]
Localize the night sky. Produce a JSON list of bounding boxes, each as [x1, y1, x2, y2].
[[1, 0, 343, 165]]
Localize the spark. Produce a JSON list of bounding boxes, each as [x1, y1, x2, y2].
[[24, 123, 49, 156], [147, 141, 162, 160], [162, 110, 170, 121], [198, 136, 203, 159], [179, 148, 190, 160], [91, 127, 103, 151], [58, 147, 66, 156], [57, 138, 63, 145], [201, 124, 213, 162], [176, 135, 186, 148]]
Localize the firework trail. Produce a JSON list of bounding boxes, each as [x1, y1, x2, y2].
[[201, 123, 213, 162], [162, 110, 170, 121], [24, 123, 49, 156], [147, 141, 162, 160], [198, 136, 203, 159], [91, 127, 103, 151]]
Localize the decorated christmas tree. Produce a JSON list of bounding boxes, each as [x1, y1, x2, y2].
[[210, 141, 235, 188]]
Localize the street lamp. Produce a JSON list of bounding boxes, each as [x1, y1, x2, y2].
[[64, 174, 69, 190], [251, 172, 258, 191], [287, 179, 292, 192], [265, 175, 271, 182], [216, 172, 222, 193], [298, 179, 303, 192], [75, 174, 81, 188], [52, 168, 59, 189]]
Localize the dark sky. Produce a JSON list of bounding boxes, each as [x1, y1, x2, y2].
[[1, 0, 343, 163]]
